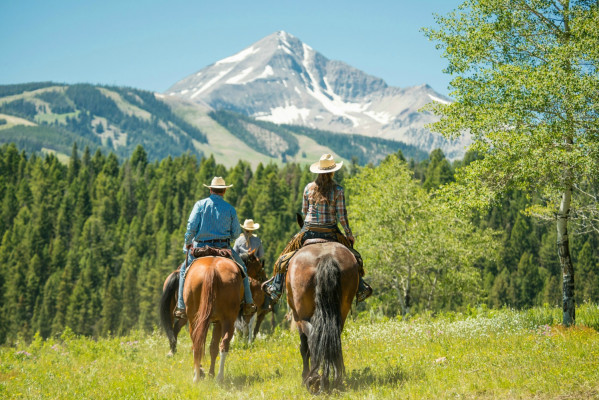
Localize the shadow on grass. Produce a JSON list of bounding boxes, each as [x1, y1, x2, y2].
[[345, 366, 411, 390], [223, 368, 283, 388]]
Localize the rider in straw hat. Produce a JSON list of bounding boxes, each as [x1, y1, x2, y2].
[[233, 219, 265, 260], [175, 177, 257, 320], [263, 154, 372, 303]]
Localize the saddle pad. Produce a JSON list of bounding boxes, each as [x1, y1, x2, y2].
[[193, 246, 232, 259]]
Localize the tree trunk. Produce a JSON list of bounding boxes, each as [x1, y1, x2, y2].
[[395, 266, 412, 317], [557, 187, 575, 326], [427, 271, 439, 310], [404, 265, 412, 316]]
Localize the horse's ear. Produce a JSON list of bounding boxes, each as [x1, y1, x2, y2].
[[296, 212, 304, 228], [249, 248, 256, 256]]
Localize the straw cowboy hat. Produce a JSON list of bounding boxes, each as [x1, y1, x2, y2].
[[240, 219, 260, 230], [310, 153, 343, 174], [203, 176, 233, 189]]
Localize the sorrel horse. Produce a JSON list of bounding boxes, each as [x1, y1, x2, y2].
[[287, 216, 360, 393], [237, 250, 272, 343], [159, 256, 244, 382]]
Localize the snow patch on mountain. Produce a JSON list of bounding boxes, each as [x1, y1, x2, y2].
[[256, 65, 274, 80], [255, 104, 311, 124], [226, 67, 254, 84], [190, 67, 233, 99], [216, 46, 260, 65], [428, 94, 450, 105]]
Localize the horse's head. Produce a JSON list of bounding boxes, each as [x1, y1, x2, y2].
[[241, 249, 265, 280]]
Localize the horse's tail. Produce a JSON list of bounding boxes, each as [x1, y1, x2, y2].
[[159, 271, 179, 347], [191, 265, 216, 358], [308, 254, 344, 388]]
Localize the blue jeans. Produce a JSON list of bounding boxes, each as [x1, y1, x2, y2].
[[177, 245, 253, 309]]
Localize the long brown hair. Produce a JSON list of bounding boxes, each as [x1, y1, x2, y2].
[[309, 172, 336, 204]]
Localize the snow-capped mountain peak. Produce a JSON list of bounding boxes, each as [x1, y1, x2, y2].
[[166, 32, 469, 159]]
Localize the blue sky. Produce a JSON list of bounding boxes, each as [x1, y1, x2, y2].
[[1, 0, 462, 96]]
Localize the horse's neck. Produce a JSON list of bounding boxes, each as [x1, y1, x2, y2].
[[246, 259, 262, 278]]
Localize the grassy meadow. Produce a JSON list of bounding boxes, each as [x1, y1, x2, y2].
[[2, 305, 599, 399]]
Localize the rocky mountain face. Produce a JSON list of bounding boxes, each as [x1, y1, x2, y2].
[[166, 31, 469, 159]]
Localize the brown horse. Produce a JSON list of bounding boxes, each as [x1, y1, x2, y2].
[[237, 250, 272, 342], [287, 240, 359, 393], [159, 256, 243, 382]]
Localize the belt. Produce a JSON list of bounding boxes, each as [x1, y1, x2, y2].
[[196, 238, 230, 245], [305, 225, 336, 233]]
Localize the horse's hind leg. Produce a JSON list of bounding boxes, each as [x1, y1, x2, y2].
[[192, 333, 205, 383], [168, 318, 187, 356], [299, 329, 310, 381], [216, 320, 235, 382], [209, 322, 222, 378]]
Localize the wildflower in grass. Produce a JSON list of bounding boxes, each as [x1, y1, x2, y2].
[[537, 325, 553, 336], [15, 350, 32, 357]]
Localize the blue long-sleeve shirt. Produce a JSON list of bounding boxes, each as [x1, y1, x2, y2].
[[184, 194, 241, 247]]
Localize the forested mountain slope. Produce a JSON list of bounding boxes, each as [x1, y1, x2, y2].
[[0, 82, 427, 167]]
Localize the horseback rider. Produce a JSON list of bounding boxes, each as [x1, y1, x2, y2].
[[263, 153, 373, 304], [174, 177, 257, 320], [233, 219, 265, 260], [234, 219, 273, 311]]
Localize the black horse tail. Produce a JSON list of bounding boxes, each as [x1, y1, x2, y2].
[[308, 254, 344, 391], [159, 271, 179, 350]]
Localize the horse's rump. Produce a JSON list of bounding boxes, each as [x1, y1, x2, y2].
[[186, 257, 243, 356], [287, 242, 359, 320]]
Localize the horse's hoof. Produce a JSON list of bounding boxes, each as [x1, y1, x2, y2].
[[305, 375, 320, 394], [166, 351, 174, 358], [193, 369, 205, 383]]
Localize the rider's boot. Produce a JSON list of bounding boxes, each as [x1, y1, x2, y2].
[[263, 272, 285, 304], [356, 277, 372, 302]]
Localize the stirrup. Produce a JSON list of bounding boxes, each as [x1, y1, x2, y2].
[[264, 284, 283, 304], [356, 282, 373, 303], [174, 307, 187, 320]]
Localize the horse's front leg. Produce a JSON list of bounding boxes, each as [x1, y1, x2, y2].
[[209, 322, 223, 378], [253, 310, 267, 339], [216, 320, 235, 382], [248, 313, 257, 343]]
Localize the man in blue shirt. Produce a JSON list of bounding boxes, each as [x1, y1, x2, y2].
[[175, 176, 257, 319]]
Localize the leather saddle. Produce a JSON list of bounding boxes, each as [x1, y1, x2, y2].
[[185, 246, 247, 278]]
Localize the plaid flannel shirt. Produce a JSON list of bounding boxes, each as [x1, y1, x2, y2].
[[302, 182, 352, 236]]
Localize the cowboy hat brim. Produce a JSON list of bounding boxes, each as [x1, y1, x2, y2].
[[309, 160, 343, 174], [240, 223, 260, 230], [203, 184, 233, 188]]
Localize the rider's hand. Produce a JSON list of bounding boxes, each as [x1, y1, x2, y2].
[[186, 243, 193, 250]]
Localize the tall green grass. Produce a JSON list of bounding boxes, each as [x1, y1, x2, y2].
[[2, 304, 598, 399]]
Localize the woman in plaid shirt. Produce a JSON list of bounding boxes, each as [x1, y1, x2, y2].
[[264, 154, 372, 303]]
